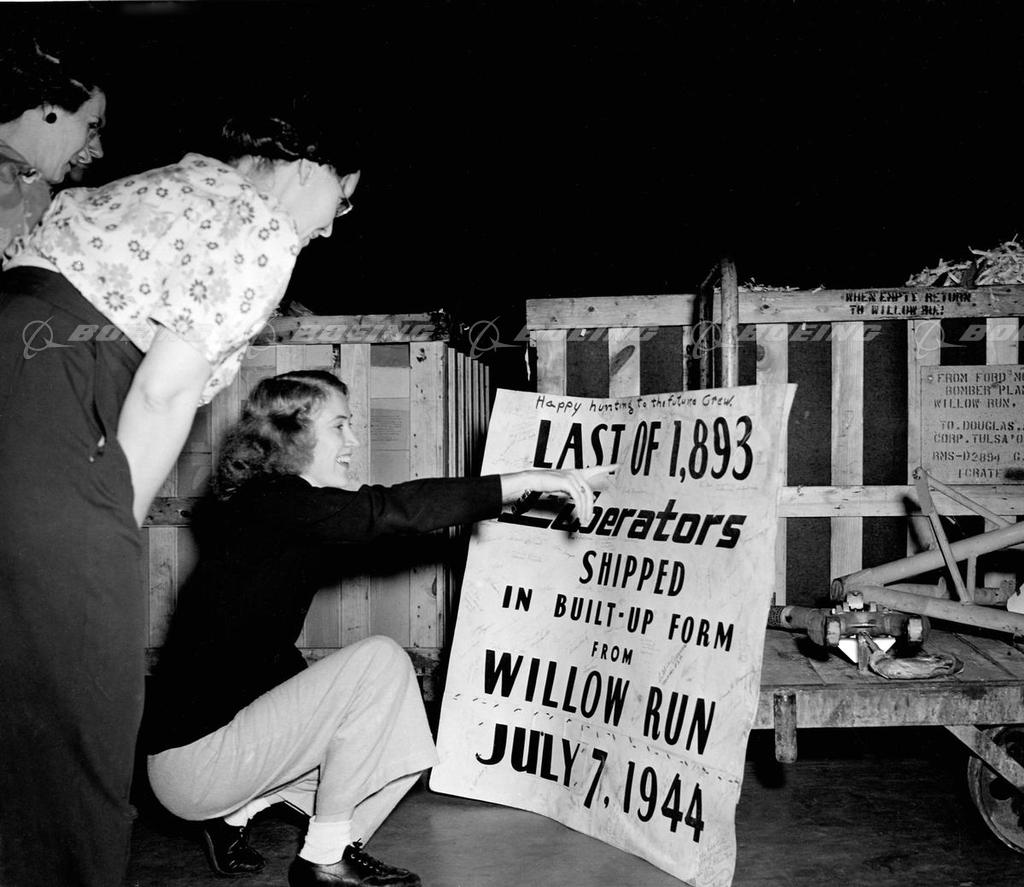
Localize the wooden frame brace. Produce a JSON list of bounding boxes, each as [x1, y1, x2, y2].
[[946, 724, 1024, 792]]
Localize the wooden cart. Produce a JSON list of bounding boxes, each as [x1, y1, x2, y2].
[[526, 272, 1024, 850]]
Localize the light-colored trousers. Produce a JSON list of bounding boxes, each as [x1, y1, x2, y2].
[[147, 636, 437, 841]]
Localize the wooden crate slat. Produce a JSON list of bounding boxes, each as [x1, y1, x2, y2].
[[460, 353, 470, 480], [483, 364, 492, 426], [805, 649, 876, 688], [367, 352, 413, 647], [147, 527, 177, 649], [303, 583, 344, 649], [680, 325, 692, 391], [409, 342, 447, 649], [260, 313, 444, 345], [456, 353, 466, 478], [760, 632, 827, 686], [984, 319, 1019, 589], [987, 318, 1020, 365], [753, 679, 1024, 730], [470, 354, 480, 472], [607, 327, 641, 397], [830, 323, 865, 578], [464, 353, 473, 476], [145, 497, 196, 527], [338, 344, 373, 647], [447, 351, 462, 639], [369, 573, 410, 647], [943, 634, 1024, 684], [154, 461, 178, 499], [906, 320, 943, 554], [533, 329, 568, 395], [182, 404, 212, 454], [954, 632, 1024, 681], [210, 370, 243, 465], [526, 294, 695, 330], [276, 344, 311, 376], [757, 324, 789, 603], [148, 425, 180, 651], [716, 286, 1024, 325], [176, 453, 212, 498], [446, 348, 458, 478], [779, 484, 1024, 517], [366, 354, 413, 645], [465, 354, 474, 474], [473, 356, 485, 472]]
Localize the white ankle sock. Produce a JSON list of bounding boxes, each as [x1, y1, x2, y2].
[[223, 795, 274, 827], [298, 817, 353, 864]]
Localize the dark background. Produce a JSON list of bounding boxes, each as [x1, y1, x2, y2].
[[10, 0, 1024, 384]]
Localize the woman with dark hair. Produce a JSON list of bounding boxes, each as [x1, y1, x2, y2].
[[143, 370, 613, 887], [0, 115, 360, 886], [0, 36, 107, 255]]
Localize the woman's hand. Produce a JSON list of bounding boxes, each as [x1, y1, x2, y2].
[[500, 465, 617, 526]]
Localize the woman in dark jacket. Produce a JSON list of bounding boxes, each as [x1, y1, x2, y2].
[[143, 370, 612, 887]]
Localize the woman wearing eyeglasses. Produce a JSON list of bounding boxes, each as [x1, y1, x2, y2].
[[0, 111, 359, 887]]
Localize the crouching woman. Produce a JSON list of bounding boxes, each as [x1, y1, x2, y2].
[[142, 370, 613, 887]]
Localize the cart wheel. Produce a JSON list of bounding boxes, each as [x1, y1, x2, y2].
[[967, 725, 1024, 853]]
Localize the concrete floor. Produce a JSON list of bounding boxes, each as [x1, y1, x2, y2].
[[125, 727, 1024, 887]]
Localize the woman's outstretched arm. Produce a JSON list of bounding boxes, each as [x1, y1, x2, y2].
[[499, 464, 617, 527]]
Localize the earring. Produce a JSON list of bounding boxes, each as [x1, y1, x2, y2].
[[44, 111, 57, 124]]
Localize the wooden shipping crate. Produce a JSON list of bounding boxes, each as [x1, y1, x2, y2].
[[143, 314, 490, 695], [526, 281, 1024, 606]]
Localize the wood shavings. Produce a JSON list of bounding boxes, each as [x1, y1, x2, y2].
[[971, 237, 1024, 285], [906, 236, 1024, 286], [714, 278, 800, 296], [904, 258, 974, 287]]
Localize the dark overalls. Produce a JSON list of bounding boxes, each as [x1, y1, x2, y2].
[[0, 267, 144, 887]]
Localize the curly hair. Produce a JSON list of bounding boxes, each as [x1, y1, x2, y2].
[[0, 35, 105, 123], [215, 97, 360, 174], [211, 370, 349, 501]]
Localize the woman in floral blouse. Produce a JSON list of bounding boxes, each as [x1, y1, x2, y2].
[[0, 110, 360, 887], [0, 36, 107, 258]]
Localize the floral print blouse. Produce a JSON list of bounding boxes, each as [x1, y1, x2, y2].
[[7, 153, 300, 403], [0, 141, 51, 259]]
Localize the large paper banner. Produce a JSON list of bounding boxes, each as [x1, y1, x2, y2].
[[432, 385, 795, 886]]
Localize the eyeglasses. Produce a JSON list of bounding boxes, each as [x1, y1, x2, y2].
[[336, 197, 353, 219]]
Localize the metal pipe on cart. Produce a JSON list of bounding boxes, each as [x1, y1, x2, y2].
[[831, 520, 1024, 599], [852, 585, 1024, 636], [887, 579, 1014, 607]]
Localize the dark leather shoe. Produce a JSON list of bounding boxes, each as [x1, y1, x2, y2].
[[200, 818, 266, 876], [287, 841, 421, 886]]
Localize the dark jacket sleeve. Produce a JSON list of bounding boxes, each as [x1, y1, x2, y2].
[[1, 151, 50, 255], [242, 474, 504, 545]]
